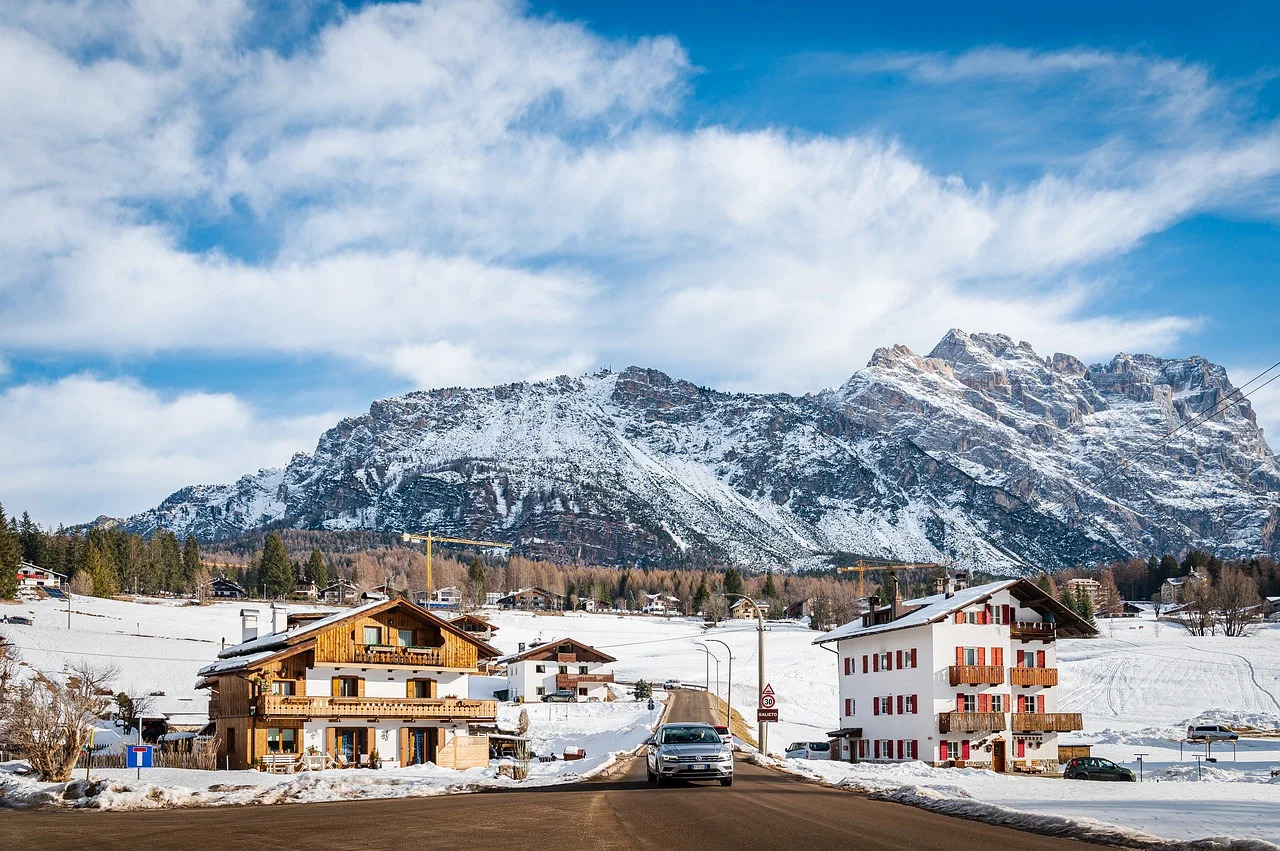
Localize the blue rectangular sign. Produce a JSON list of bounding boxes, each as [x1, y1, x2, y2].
[[126, 745, 153, 769]]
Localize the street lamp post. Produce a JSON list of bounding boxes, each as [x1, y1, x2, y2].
[[724, 593, 767, 755], [704, 638, 733, 730], [694, 642, 712, 692]]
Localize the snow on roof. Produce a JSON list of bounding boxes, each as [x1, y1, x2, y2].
[[814, 579, 1018, 645], [217, 599, 386, 659], [495, 637, 617, 666], [198, 648, 278, 678]]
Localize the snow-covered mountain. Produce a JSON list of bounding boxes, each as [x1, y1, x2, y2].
[[117, 330, 1280, 573]]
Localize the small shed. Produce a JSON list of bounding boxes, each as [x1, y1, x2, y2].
[[1057, 742, 1093, 763]]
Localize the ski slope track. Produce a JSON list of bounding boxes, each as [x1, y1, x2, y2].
[[113, 329, 1280, 573]]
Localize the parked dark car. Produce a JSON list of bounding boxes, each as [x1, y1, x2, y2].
[[1063, 757, 1135, 781], [541, 689, 577, 703], [1, 615, 32, 625]]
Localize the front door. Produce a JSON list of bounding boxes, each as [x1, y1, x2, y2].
[[337, 729, 357, 764], [993, 740, 1006, 773], [408, 729, 431, 765]]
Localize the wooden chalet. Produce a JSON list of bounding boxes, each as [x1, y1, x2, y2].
[[209, 577, 248, 599], [198, 598, 501, 771], [450, 613, 498, 642], [501, 638, 617, 702], [318, 578, 360, 605], [496, 586, 564, 610]]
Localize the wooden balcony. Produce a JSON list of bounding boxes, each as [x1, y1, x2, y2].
[[949, 665, 1006, 686], [556, 672, 614, 690], [555, 653, 578, 664], [1010, 667, 1058, 687], [938, 711, 1006, 734], [343, 645, 475, 669], [255, 694, 498, 720], [1011, 712, 1082, 732], [1010, 621, 1055, 641]]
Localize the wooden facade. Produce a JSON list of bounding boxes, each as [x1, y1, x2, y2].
[[201, 599, 498, 771]]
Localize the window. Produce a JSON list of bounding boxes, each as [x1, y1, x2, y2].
[[363, 626, 381, 645], [411, 680, 432, 698], [878, 739, 893, 759], [844, 657, 852, 676], [578, 687, 588, 696], [877, 652, 892, 670], [959, 694, 977, 712], [337, 677, 359, 697], [965, 611, 979, 624], [558, 665, 568, 675], [398, 628, 414, 647], [270, 680, 295, 695], [579, 666, 588, 675], [904, 694, 917, 714], [947, 741, 960, 760], [267, 727, 297, 753], [963, 647, 978, 665], [844, 698, 854, 717], [877, 696, 892, 715], [535, 664, 546, 673], [904, 740, 917, 759], [535, 686, 546, 696], [990, 694, 1005, 713], [1025, 694, 1041, 713]]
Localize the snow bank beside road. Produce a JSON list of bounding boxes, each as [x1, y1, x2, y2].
[[758, 755, 1280, 849], [0, 699, 662, 811]]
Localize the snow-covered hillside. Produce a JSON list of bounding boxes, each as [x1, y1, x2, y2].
[[111, 330, 1280, 573]]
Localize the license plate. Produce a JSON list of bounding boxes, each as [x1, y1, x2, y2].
[[692, 763, 707, 771]]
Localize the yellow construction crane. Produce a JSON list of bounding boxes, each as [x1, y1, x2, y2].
[[835, 560, 949, 598], [400, 532, 512, 597]]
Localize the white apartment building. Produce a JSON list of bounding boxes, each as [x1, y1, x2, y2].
[[500, 638, 617, 702], [814, 577, 1095, 771]]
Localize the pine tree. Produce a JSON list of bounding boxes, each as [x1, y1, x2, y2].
[[1058, 586, 1078, 615], [182, 535, 201, 587], [467, 557, 486, 608], [260, 534, 295, 598], [306, 547, 329, 589], [1075, 587, 1096, 625], [692, 575, 709, 613], [723, 568, 744, 597], [762, 570, 778, 601], [0, 504, 20, 600], [18, 511, 45, 566], [87, 541, 117, 598]]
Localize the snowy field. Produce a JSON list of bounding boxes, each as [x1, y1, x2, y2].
[[5, 595, 1280, 845]]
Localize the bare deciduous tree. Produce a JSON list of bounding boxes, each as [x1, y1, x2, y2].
[[703, 596, 729, 624], [1216, 567, 1262, 637], [8, 662, 116, 781]]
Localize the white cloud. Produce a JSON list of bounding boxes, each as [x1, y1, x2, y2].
[[0, 375, 337, 525], [1, 3, 1278, 519]]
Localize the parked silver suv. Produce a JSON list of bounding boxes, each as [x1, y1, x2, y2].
[[646, 723, 734, 787]]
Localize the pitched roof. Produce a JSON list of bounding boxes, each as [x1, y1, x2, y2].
[[495, 637, 617, 666], [813, 578, 1097, 645], [204, 598, 501, 675]]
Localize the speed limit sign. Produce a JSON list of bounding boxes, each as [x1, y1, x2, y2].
[[760, 683, 776, 709]]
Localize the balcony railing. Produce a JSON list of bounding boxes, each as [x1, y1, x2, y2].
[[346, 645, 476, 668], [255, 694, 498, 720], [938, 711, 1006, 734], [1010, 621, 1056, 640], [1011, 712, 1082, 732], [556, 672, 614, 690], [949, 665, 1006, 686], [1010, 667, 1058, 687], [555, 653, 578, 664]]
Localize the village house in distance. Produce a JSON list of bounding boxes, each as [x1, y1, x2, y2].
[[500, 638, 617, 702], [815, 572, 1096, 771], [198, 598, 500, 770]]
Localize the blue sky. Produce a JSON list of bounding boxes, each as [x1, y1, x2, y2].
[[0, 0, 1277, 524]]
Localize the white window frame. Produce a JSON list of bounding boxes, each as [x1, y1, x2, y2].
[[963, 647, 978, 665], [535, 686, 546, 696], [947, 741, 960, 760], [960, 694, 977, 712]]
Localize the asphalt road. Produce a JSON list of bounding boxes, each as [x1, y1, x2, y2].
[[1, 690, 1095, 850]]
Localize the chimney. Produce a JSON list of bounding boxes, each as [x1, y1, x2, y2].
[[240, 609, 259, 643], [518, 642, 526, 653], [954, 571, 969, 591], [933, 574, 947, 596], [271, 603, 288, 635], [944, 575, 955, 599]]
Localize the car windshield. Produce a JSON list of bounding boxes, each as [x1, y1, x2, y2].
[[661, 726, 720, 744], [809, 742, 830, 751]]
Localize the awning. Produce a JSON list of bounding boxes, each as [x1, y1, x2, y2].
[[826, 727, 863, 738]]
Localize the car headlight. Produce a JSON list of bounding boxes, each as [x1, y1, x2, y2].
[[662, 753, 678, 761], [716, 752, 732, 761]]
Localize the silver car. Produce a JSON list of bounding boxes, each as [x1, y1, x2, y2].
[[646, 723, 734, 787]]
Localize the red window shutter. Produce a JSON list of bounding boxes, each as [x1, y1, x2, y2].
[[955, 611, 964, 624], [955, 646, 964, 666], [910, 648, 917, 668], [875, 740, 881, 759], [912, 694, 919, 714], [940, 740, 948, 762], [844, 657, 851, 676], [1017, 694, 1026, 713], [993, 647, 1003, 666], [844, 698, 851, 716], [897, 695, 904, 714], [984, 604, 992, 624], [956, 693, 964, 711], [1003, 604, 1012, 623], [977, 647, 986, 666], [863, 655, 869, 673], [859, 739, 866, 758], [962, 740, 971, 760], [873, 699, 880, 716], [911, 740, 918, 759], [896, 650, 903, 669], [978, 693, 988, 713], [873, 654, 879, 672], [1017, 650, 1025, 667], [1037, 649, 1046, 668], [897, 740, 903, 759], [1017, 739, 1025, 758], [886, 696, 894, 715]]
